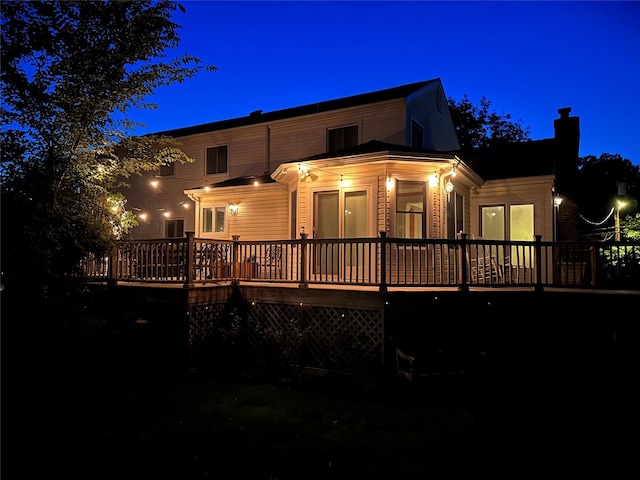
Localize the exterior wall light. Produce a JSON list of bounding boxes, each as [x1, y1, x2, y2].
[[444, 179, 454, 201], [229, 203, 239, 216], [429, 173, 438, 188], [554, 194, 563, 208]]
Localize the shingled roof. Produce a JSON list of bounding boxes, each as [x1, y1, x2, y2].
[[298, 140, 458, 162], [206, 173, 276, 189], [151, 79, 439, 138], [458, 139, 558, 181]]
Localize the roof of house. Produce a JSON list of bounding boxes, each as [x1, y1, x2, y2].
[[151, 79, 440, 138], [298, 140, 458, 162], [457, 139, 559, 181], [209, 173, 276, 188]]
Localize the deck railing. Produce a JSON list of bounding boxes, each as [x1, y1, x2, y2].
[[80, 232, 640, 291]]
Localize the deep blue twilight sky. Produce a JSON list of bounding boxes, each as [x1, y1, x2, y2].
[[129, 1, 640, 165]]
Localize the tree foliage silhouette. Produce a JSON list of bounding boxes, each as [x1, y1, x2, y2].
[[0, 0, 216, 298], [576, 153, 640, 238], [447, 94, 531, 150]]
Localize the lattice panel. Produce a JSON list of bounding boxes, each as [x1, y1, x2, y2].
[[188, 303, 226, 349], [247, 302, 383, 376], [246, 302, 302, 364]]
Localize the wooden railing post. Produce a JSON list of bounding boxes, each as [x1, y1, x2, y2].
[[590, 242, 598, 287], [458, 233, 469, 293], [232, 235, 241, 284], [299, 231, 308, 288], [183, 232, 195, 288], [534, 234, 544, 293], [108, 243, 118, 286], [379, 231, 388, 293]]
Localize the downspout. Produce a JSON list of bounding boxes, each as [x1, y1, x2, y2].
[[191, 194, 201, 237]]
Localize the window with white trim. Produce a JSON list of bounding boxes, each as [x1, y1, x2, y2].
[[395, 180, 426, 238], [327, 125, 358, 152], [411, 121, 424, 149], [165, 219, 184, 238], [206, 145, 228, 175], [159, 162, 174, 176], [202, 207, 213, 233], [214, 206, 226, 233]]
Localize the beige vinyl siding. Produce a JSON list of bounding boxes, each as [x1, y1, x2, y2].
[[123, 83, 461, 240], [176, 98, 409, 178], [471, 176, 554, 241], [406, 85, 461, 151], [297, 184, 309, 237], [174, 125, 268, 180], [124, 172, 199, 239], [377, 174, 389, 235], [197, 183, 289, 241], [267, 99, 407, 164]]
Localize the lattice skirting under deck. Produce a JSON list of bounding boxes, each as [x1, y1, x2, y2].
[[187, 299, 384, 377]]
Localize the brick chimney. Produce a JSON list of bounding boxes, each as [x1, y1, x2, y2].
[[553, 107, 580, 196]]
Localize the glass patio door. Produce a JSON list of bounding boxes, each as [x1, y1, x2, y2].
[[313, 189, 369, 280], [313, 191, 339, 277]]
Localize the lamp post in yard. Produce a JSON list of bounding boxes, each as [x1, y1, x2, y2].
[[614, 200, 626, 241], [614, 181, 627, 242]]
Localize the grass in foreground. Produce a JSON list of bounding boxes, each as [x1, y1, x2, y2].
[[10, 365, 636, 480]]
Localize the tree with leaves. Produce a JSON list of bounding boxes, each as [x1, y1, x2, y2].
[[0, 0, 216, 298], [576, 153, 640, 239], [447, 94, 532, 150]]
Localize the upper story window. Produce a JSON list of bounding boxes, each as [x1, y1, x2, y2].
[[159, 162, 175, 176], [411, 121, 424, 149], [327, 125, 358, 152], [206, 145, 228, 175]]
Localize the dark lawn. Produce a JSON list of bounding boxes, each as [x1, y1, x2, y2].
[[3, 289, 639, 479], [5, 361, 638, 480]]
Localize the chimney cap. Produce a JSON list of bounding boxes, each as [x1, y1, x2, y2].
[[558, 107, 572, 118]]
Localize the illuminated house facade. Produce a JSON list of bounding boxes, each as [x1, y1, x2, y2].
[[124, 79, 579, 245]]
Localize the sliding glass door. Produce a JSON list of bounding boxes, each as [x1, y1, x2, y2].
[[313, 189, 369, 280]]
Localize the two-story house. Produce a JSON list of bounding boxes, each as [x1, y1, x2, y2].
[[124, 78, 579, 252]]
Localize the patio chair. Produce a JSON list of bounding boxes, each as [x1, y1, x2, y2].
[[257, 245, 282, 279], [392, 337, 472, 385], [197, 243, 231, 279], [467, 243, 501, 284]]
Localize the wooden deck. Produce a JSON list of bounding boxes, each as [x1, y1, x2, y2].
[[81, 232, 640, 292]]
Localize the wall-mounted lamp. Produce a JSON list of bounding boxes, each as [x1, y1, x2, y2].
[[429, 173, 438, 188], [229, 203, 239, 216], [554, 194, 563, 208], [131, 207, 147, 221], [386, 176, 394, 191], [445, 178, 454, 202]]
